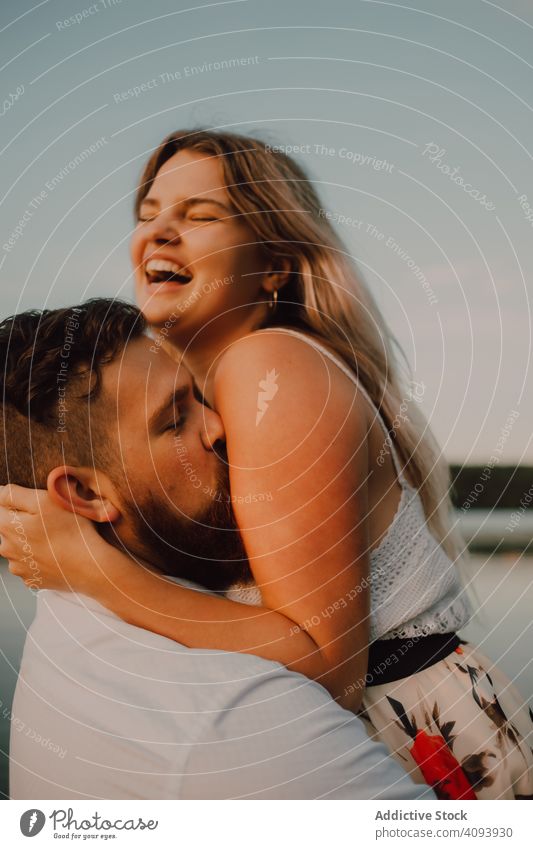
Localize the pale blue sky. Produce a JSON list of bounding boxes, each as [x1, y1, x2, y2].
[[1, 0, 532, 462]]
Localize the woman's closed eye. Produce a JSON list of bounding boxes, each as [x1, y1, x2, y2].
[[137, 213, 217, 225]]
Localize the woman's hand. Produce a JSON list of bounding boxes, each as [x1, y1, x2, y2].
[[0, 484, 111, 594]]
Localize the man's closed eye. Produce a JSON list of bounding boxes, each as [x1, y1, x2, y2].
[[164, 418, 183, 432]]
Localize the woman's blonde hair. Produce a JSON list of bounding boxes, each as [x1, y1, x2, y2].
[[136, 128, 463, 562]]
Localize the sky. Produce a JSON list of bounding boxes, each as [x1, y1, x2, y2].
[[1, 0, 532, 463]]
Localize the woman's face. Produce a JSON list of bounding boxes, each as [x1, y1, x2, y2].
[[131, 149, 270, 343]]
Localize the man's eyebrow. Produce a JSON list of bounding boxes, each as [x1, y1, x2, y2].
[[149, 385, 189, 430], [139, 196, 231, 212]]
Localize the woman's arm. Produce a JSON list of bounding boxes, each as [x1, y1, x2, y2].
[[0, 332, 371, 709], [0, 498, 360, 708], [212, 330, 372, 707]]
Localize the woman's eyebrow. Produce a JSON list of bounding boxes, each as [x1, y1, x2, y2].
[[183, 197, 231, 212], [140, 196, 231, 212]]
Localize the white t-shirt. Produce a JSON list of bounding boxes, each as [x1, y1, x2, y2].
[[10, 589, 432, 800]]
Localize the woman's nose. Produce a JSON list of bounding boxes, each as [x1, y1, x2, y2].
[[149, 213, 183, 244], [201, 407, 226, 451]]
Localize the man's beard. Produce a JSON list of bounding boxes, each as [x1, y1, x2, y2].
[[115, 462, 253, 593]]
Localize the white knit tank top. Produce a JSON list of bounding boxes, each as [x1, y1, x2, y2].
[[226, 328, 471, 641]]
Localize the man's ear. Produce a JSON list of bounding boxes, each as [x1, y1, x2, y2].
[[46, 466, 121, 523], [261, 257, 292, 294]]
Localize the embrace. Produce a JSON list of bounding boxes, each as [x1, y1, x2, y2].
[[1, 129, 531, 800]]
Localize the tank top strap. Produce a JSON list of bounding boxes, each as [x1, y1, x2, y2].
[[253, 327, 408, 485]]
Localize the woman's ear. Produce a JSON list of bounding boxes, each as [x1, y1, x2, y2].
[[46, 466, 121, 523], [262, 257, 292, 294]]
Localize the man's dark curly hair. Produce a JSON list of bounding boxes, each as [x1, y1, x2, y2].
[[0, 298, 145, 487]]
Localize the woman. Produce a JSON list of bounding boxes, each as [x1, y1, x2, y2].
[[2, 129, 532, 799]]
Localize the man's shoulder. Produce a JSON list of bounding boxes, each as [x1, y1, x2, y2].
[[29, 591, 352, 723], [20, 593, 429, 799], [30, 589, 288, 690]]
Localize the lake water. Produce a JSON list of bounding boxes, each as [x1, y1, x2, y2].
[[0, 563, 36, 800], [1, 554, 532, 799]]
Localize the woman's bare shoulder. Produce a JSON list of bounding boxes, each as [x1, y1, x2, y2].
[[213, 327, 370, 450], [214, 328, 352, 390]]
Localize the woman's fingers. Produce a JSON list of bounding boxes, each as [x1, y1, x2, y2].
[[0, 504, 16, 529], [0, 485, 47, 514], [0, 504, 42, 564], [0, 543, 17, 560], [7, 561, 41, 591], [0, 506, 20, 559]]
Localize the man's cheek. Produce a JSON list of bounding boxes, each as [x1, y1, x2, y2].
[[164, 441, 214, 501]]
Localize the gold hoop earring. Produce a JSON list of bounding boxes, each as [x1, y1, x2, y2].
[[269, 288, 278, 310]]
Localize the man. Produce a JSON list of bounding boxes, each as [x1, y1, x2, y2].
[[0, 298, 431, 799]]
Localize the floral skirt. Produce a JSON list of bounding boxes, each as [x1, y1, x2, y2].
[[360, 642, 533, 799]]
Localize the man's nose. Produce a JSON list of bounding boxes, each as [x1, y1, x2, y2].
[[201, 407, 226, 451]]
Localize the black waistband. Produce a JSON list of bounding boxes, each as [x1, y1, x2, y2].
[[366, 632, 461, 687]]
